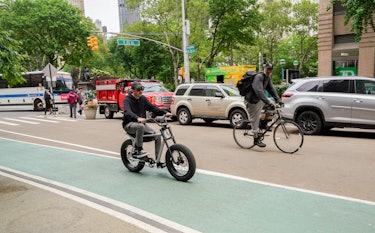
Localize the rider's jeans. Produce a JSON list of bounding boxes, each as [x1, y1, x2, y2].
[[245, 100, 264, 133], [125, 122, 161, 155]]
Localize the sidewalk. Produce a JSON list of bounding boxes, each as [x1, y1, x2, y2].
[[0, 175, 149, 233]]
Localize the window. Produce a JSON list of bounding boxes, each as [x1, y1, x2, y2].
[[297, 81, 320, 92], [189, 85, 205, 96], [175, 86, 188, 96], [334, 34, 356, 44], [333, 2, 345, 15], [355, 80, 375, 95], [322, 80, 350, 93], [205, 86, 221, 97]]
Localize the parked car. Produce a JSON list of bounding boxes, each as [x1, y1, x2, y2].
[[170, 83, 248, 127], [281, 76, 375, 135]]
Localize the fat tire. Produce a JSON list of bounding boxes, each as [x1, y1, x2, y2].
[[34, 99, 44, 111], [165, 144, 196, 182], [273, 120, 304, 154], [120, 139, 145, 172]]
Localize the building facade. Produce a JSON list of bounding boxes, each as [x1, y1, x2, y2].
[[66, 0, 85, 14], [318, 0, 375, 77], [118, 0, 140, 32]]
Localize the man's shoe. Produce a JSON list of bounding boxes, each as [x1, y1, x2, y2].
[[254, 138, 266, 148], [132, 149, 150, 159]]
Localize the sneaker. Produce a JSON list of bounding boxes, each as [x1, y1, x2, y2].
[[132, 149, 150, 159], [254, 138, 266, 148]]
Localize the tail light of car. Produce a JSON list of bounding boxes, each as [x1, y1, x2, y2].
[[171, 97, 175, 105], [282, 93, 294, 98]]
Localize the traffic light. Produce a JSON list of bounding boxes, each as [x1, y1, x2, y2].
[[91, 36, 99, 51], [87, 36, 94, 48]]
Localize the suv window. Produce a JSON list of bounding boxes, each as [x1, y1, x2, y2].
[[206, 86, 221, 97], [296, 80, 320, 92], [189, 85, 205, 96], [175, 86, 189, 96], [355, 80, 375, 95], [322, 80, 350, 93]]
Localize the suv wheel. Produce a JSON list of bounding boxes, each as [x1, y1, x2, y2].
[[177, 107, 192, 125], [229, 109, 247, 128], [296, 111, 322, 135]]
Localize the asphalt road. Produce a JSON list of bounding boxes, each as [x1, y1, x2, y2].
[[1, 109, 375, 232]]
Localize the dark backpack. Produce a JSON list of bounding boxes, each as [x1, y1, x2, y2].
[[237, 70, 258, 96]]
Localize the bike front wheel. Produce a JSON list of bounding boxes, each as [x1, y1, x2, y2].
[[233, 120, 256, 149], [120, 139, 145, 172], [273, 120, 304, 154], [165, 144, 196, 182]]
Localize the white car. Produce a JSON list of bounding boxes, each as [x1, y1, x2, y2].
[[281, 76, 375, 135], [170, 83, 248, 128]]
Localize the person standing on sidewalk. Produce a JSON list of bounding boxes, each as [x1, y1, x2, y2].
[[68, 90, 78, 118], [77, 87, 85, 115], [44, 90, 53, 115]]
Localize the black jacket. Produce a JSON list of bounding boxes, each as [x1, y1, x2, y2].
[[245, 72, 280, 104], [122, 93, 167, 127]]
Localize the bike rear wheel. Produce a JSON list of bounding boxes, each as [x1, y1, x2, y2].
[[273, 120, 304, 154], [120, 139, 145, 172], [233, 120, 256, 149], [165, 144, 196, 182]]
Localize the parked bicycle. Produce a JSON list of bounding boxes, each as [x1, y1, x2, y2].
[[233, 104, 304, 154], [121, 115, 196, 182]]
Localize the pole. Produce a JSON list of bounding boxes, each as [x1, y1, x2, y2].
[[181, 0, 190, 83], [48, 64, 55, 112]]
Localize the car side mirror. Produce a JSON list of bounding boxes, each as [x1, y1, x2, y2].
[[215, 92, 224, 98]]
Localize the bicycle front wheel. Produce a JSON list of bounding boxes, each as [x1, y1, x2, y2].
[[233, 120, 256, 149], [273, 120, 304, 154]]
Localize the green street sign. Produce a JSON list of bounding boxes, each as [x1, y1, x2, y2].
[[186, 45, 196, 54], [117, 39, 140, 46]]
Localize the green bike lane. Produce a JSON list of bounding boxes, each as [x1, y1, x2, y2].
[[1, 137, 374, 233]]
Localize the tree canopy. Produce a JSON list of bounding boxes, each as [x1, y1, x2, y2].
[[329, 0, 375, 41]]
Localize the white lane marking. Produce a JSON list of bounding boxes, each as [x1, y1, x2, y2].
[[20, 117, 59, 123], [4, 118, 40, 124], [35, 115, 78, 122], [0, 167, 200, 233], [1, 130, 375, 206], [0, 120, 19, 126]]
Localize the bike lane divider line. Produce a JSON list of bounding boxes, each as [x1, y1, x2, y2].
[[1, 138, 375, 233]]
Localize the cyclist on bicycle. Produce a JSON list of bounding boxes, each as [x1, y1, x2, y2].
[[244, 63, 282, 147], [122, 81, 172, 159]]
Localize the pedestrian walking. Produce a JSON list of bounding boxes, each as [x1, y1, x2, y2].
[[44, 90, 53, 115], [68, 90, 78, 118]]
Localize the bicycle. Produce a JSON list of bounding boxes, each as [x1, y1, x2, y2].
[[233, 104, 304, 154], [120, 115, 196, 182]]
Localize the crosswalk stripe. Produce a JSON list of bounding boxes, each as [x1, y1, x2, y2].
[[35, 116, 78, 122], [0, 120, 19, 126], [3, 118, 40, 125], [20, 117, 59, 123]]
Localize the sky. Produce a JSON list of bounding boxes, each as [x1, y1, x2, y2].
[[84, 0, 120, 33]]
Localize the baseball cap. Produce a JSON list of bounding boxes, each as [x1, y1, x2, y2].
[[130, 81, 144, 90]]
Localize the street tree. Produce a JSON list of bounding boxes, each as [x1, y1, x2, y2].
[[0, 30, 25, 86], [329, 0, 375, 41], [205, 0, 262, 68], [0, 0, 94, 70]]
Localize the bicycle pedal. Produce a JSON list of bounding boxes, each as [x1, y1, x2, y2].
[[157, 162, 166, 168]]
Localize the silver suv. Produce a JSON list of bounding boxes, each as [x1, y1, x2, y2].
[[170, 83, 248, 127], [281, 76, 375, 135]]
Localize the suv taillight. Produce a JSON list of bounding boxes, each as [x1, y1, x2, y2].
[[282, 93, 293, 98]]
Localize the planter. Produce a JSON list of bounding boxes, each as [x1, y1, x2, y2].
[[84, 107, 97, 120]]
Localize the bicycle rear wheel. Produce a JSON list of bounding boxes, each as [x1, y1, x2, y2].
[[273, 120, 304, 154], [233, 120, 256, 149]]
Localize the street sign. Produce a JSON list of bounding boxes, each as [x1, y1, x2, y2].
[[186, 45, 196, 54], [117, 39, 140, 46]]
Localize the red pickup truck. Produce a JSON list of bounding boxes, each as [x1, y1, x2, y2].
[[96, 79, 173, 119]]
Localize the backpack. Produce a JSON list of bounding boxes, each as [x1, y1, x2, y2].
[[237, 70, 258, 96]]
